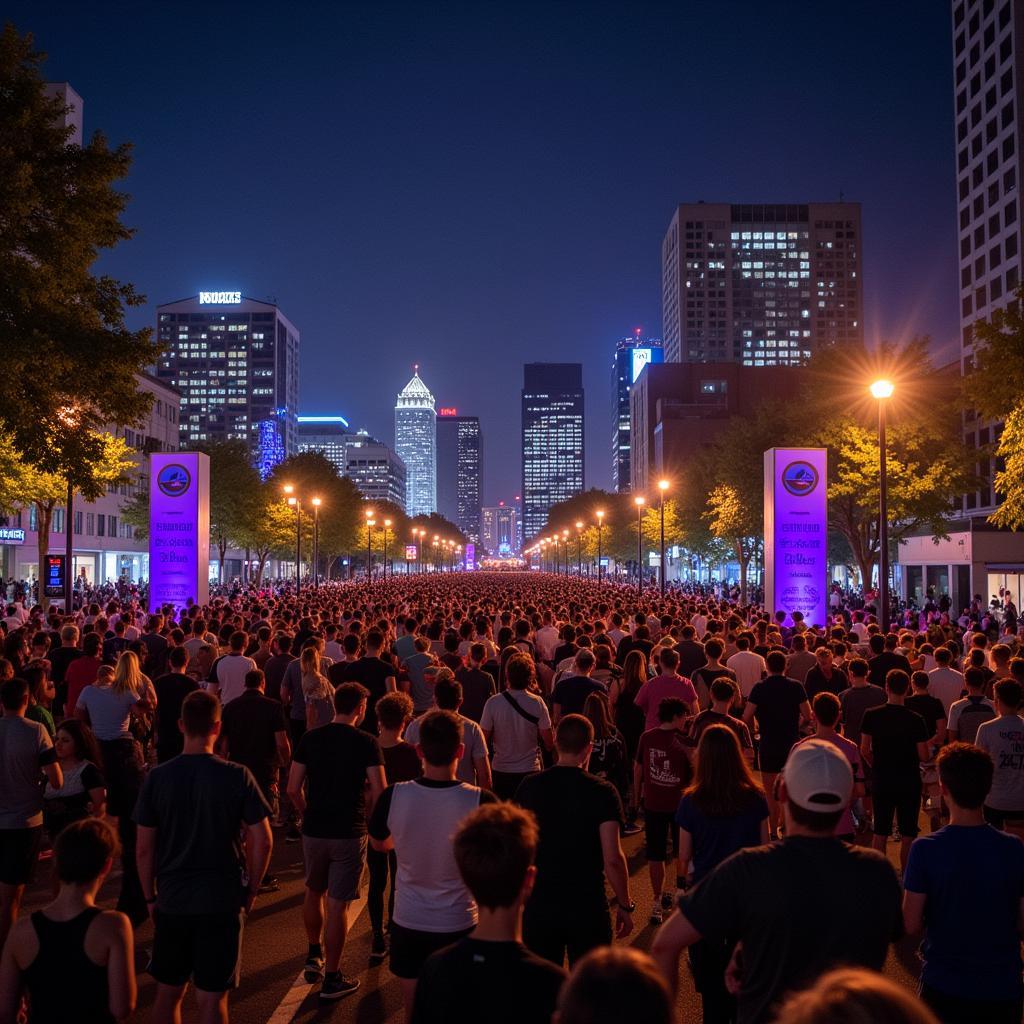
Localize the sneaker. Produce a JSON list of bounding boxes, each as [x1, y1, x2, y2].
[[319, 974, 360, 1000], [660, 892, 674, 913], [369, 931, 387, 965], [303, 955, 325, 984], [621, 823, 642, 837], [649, 906, 663, 926], [258, 877, 281, 894], [285, 826, 302, 844]]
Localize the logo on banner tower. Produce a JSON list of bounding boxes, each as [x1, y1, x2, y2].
[[157, 463, 192, 497], [781, 461, 819, 497]]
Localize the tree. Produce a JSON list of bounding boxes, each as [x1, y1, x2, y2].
[[0, 26, 159, 469], [704, 483, 759, 603], [963, 291, 1024, 528], [233, 487, 302, 587]]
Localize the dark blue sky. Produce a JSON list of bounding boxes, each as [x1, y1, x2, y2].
[[9, 1, 957, 502]]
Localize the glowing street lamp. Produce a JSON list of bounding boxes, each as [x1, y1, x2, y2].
[[658, 479, 669, 596], [870, 380, 895, 628], [311, 497, 322, 587], [596, 509, 605, 586], [575, 521, 584, 576], [635, 495, 646, 596], [284, 485, 301, 593], [383, 518, 392, 579]]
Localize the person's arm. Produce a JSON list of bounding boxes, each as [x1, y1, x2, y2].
[[385, 673, 397, 694], [860, 733, 873, 767], [798, 700, 812, 726], [369, 785, 395, 852], [365, 764, 387, 820], [551, 702, 562, 725], [136, 825, 158, 920], [676, 828, 693, 885], [903, 889, 926, 936], [102, 912, 136, 1022], [88, 786, 107, 818], [275, 730, 291, 765], [599, 820, 633, 938], [286, 761, 307, 817], [0, 923, 26, 1024], [43, 760, 62, 791], [632, 759, 643, 812], [917, 739, 931, 762], [759, 818, 770, 843], [243, 818, 272, 914], [649, 910, 702, 994], [473, 753, 492, 791], [538, 727, 554, 751], [933, 718, 947, 747], [742, 700, 756, 727]]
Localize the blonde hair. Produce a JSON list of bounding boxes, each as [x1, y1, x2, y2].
[[774, 968, 938, 1024], [112, 651, 142, 697]]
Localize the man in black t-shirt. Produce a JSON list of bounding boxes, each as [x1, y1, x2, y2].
[[135, 690, 272, 1024], [287, 683, 386, 1000], [454, 643, 497, 723], [219, 669, 290, 805], [412, 802, 566, 1024], [332, 629, 396, 735], [152, 646, 199, 764], [860, 669, 930, 872], [551, 649, 605, 722], [866, 633, 912, 687], [650, 738, 902, 1024], [516, 715, 634, 966]]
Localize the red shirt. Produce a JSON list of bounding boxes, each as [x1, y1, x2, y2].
[[636, 727, 692, 813], [65, 656, 102, 715]]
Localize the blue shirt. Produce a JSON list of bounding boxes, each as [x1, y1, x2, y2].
[[904, 824, 1024, 1000], [675, 790, 768, 884]]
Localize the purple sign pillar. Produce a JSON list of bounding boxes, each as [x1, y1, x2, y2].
[[465, 542, 476, 570], [149, 452, 210, 613], [763, 448, 827, 628]]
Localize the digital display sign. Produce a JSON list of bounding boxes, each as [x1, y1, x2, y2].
[[438, 407, 458, 417], [44, 555, 66, 598], [405, 544, 418, 560], [464, 543, 476, 570], [630, 346, 663, 383], [198, 291, 241, 304], [764, 448, 827, 627]]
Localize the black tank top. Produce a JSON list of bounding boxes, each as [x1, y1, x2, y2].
[[24, 907, 114, 1024]]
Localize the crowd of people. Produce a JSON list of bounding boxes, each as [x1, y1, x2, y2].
[[0, 571, 1022, 1024]]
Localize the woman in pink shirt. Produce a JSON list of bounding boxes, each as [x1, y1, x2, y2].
[[635, 647, 699, 732]]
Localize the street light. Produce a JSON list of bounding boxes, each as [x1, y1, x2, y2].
[[596, 509, 605, 587], [311, 497, 322, 588], [658, 479, 669, 597], [57, 404, 79, 612], [419, 529, 427, 573], [575, 521, 584, 576], [870, 379, 895, 629], [433, 534, 440, 572], [284, 485, 301, 593], [635, 495, 646, 597], [383, 518, 392, 580], [366, 513, 376, 581], [562, 529, 569, 578]]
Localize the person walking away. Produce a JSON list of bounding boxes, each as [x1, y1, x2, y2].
[[299, 647, 334, 731], [135, 690, 272, 1024], [688, 678, 754, 764], [410, 803, 566, 1024], [635, 647, 698, 733], [43, 718, 107, 841], [0, 818, 135, 1024], [946, 666, 996, 744], [207, 631, 256, 706], [552, 649, 605, 722], [609, 649, 648, 768], [455, 643, 496, 723], [926, 646, 965, 715], [286, 683, 386, 1000], [152, 646, 198, 764], [974, 677, 1024, 832], [582, 693, 631, 829]]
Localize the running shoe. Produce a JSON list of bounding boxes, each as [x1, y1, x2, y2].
[[649, 906, 663, 926], [303, 954, 325, 984], [369, 931, 387, 965], [660, 892, 674, 913], [320, 974, 360, 1000]]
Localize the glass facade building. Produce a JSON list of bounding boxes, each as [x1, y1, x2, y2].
[[521, 363, 584, 541], [612, 335, 662, 492], [297, 415, 351, 475], [394, 370, 437, 516], [437, 412, 482, 541], [345, 431, 407, 509], [155, 294, 300, 456], [481, 504, 518, 557]]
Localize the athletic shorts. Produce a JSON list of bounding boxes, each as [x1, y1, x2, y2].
[[643, 809, 679, 862], [757, 745, 793, 775], [302, 835, 366, 901], [151, 910, 245, 992], [388, 921, 472, 979], [0, 827, 43, 886], [872, 783, 921, 838]]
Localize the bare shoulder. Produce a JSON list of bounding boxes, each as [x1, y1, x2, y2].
[[5, 915, 40, 968], [89, 909, 133, 949]]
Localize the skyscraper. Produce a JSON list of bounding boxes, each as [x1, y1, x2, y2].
[[345, 431, 408, 509], [394, 368, 437, 516], [521, 363, 584, 540], [661, 203, 863, 364], [481, 504, 518, 557], [436, 410, 482, 541], [155, 293, 300, 459], [296, 415, 351, 474], [612, 333, 663, 492]]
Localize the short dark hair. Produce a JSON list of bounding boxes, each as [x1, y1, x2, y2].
[[376, 691, 414, 730], [469, 642, 486, 662], [659, 648, 679, 671], [167, 646, 189, 670], [433, 675, 463, 711], [710, 677, 736, 703], [704, 638, 723, 659], [558, 947, 673, 1024], [181, 689, 220, 738], [885, 669, 910, 695], [365, 628, 384, 650], [575, 648, 596, 672], [964, 667, 988, 691], [995, 678, 1024, 710], [334, 682, 369, 715], [505, 654, 535, 691], [417, 710, 463, 766], [847, 657, 868, 678], [1, 677, 29, 710], [54, 817, 120, 885], [812, 691, 840, 728], [766, 650, 786, 673], [453, 803, 538, 910], [937, 742, 993, 810], [657, 696, 688, 723], [555, 714, 593, 756], [229, 630, 247, 651], [244, 669, 265, 689]]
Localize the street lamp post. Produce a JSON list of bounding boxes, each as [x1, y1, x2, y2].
[[57, 405, 79, 613], [366, 513, 376, 582], [635, 495, 645, 597], [311, 497, 321, 588], [562, 530, 569, 577], [433, 535, 440, 572], [596, 509, 604, 587], [284, 485, 301, 593], [658, 479, 669, 597], [383, 518, 392, 580], [870, 380, 895, 630], [553, 535, 560, 575], [575, 521, 583, 576]]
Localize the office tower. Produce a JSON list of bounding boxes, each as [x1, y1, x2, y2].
[[297, 415, 351, 475], [155, 293, 300, 459], [43, 82, 83, 146], [481, 504, 519, 557], [394, 368, 437, 515], [436, 410, 482, 541], [344, 431, 408, 509], [661, 202, 863, 364], [521, 363, 584, 540], [612, 333, 663, 492]]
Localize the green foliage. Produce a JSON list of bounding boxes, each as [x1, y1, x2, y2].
[[0, 26, 159, 469]]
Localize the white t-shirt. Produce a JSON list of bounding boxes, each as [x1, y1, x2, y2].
[[726, 651, 767, 698], [975, 714, 1024, 811], [928, 667, 965, 714], [213, 653, 257, 705], [406, 713, 488, 785], [480, 690, 551, 773]]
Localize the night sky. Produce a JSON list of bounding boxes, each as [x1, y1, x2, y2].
[[8, 1, 957, 503]]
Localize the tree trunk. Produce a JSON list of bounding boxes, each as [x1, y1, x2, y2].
[[254, 551, 269, 587], [36, 503, 54, 611], [734, 539, 748, 605], [244, 546, 251, 585], [325, 555, 337, 581], [217, 536, 227, 584]]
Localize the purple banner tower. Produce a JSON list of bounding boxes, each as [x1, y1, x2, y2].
[[763, 448, 827, 628], [148, 452, 210, 613]]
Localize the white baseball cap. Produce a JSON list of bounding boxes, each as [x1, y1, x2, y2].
[[782, 739, 853, 812]]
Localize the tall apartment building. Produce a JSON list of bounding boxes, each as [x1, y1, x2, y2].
[[612, 334, 663, 492], [297, 415, 351, 475], [155, 293, 300, 460], [436, 410, 482, 541], [345, 431, 408, 510], [521, 363, 584, 540], [481, 504, 519, 557], [661, 202, 863, 364], [394, 369, 437, 516]]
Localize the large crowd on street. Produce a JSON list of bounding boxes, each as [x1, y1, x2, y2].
[[1, 571, 1023, 1024]]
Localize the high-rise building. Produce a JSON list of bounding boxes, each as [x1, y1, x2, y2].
[[155, 293, 300, 460], [394, 369, 437, 515], [521, 363, 584, 540], [612, 333, 663, 492], [661, 202, 863, 365], [297, 415, 351, 475], [481, 504, 518, 557], [436, 410, 482, 541], [345, 431, 407, 509]]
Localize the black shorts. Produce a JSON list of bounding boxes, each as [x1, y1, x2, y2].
[[757, 746, 792, 775], [872, 783, 922, 838], [643, 809, 679, 862], [388, 921, 471, 979], [151, 910, 245, 992], [0, 826, 43, 886]]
